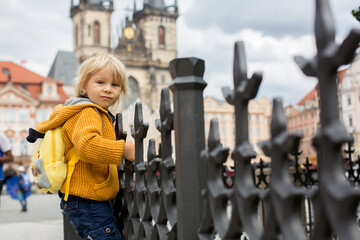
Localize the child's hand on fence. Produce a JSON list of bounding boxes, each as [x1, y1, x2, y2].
[[123, 141, 135, 162], [123, 160, 134, 173]]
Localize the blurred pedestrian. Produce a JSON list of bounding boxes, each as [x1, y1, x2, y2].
[[18, 166, 31, 212]]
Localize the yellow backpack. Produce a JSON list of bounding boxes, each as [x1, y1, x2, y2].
[[27, 126, 79, 201]]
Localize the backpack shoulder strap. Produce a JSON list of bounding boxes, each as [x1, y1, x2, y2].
[[63, 148, 79, 201]]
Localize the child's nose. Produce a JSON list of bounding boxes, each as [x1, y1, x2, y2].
[[104, 84, 112, 92]]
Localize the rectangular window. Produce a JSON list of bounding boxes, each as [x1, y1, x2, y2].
[[349, 115, 353, 127], [21, 139, 28, 156], [8, 138, 13, 149], [348, 96, 352, 106], [221, 127, 226, 137], [37, 109, 47, 122], [6, 108, 14, 122], [20, 108, 29, 122]]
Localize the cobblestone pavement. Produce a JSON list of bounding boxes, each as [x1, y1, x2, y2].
[[0, 193, 63, 240]]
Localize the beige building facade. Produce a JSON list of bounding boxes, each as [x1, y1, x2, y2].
[[204, 96, 272, 167], [0, 61, 69, 168], [339, 52, 360, 156], [286, 88, 319, 162]]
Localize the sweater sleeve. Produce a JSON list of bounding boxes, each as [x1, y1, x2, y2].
[[70, 108, 125, 166]]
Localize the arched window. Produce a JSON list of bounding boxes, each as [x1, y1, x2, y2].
[[158, 26, 165, 46], [93, 21, 100, 44]]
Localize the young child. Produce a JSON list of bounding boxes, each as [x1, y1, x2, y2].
[[34, 53, 135, 240]]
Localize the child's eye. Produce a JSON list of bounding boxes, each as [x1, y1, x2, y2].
[[112, 83, 120, 87], [97, 81, 104, 84]]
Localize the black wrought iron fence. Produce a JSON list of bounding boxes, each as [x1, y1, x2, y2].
[[64, 0, 360, 239]]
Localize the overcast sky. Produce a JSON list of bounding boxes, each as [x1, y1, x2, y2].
[[1, 0, 359, 106]]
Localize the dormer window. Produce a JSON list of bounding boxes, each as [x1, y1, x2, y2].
[[47, 86, 53, 95], [40, 81, 60, 101], [2, 68, 9, 75]]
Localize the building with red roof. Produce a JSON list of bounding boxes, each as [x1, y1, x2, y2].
[[286, 86, 319, 162], [0, 61, 69, 166], [285, 56, 357, 165], [339, 52, 360, 156]]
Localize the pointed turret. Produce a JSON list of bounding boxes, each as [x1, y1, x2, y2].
[[70, 0, 113, 62]]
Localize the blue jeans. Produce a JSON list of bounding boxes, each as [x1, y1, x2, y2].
[[60, 194, 122, 240]]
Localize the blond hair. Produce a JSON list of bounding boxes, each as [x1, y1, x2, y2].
[[74, 53, 129, 102]]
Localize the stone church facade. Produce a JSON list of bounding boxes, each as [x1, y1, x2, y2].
[[69, 0, 179, 111]]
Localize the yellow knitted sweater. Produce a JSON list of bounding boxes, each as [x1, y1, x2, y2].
[[36, 103, 125, 201]]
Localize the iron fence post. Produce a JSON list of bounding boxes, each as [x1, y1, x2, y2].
[[294, 0, 360, 238], [169, 57, 207, 240]]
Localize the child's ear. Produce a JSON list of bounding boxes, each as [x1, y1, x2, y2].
[[81, 86, 87, 95]]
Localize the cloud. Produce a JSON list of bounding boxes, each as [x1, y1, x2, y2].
[[0, 0, 72, 75], [176, 0, 359, 105], [182, 0, 359, 39], [183, 0, 313, 38], [0, 0, 358, 106], [177, 16, 318, 105]]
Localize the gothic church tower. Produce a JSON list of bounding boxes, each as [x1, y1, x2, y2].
[[69, 0, 178, 111], [114, 0, 179, 111], [70, 0, 113, 62]]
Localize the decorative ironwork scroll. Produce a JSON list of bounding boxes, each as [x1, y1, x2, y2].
[[125, 102, 149, 239], [294, 0, 360, 239], [199, 41, 263, 239], [259, 98, 306, 239], [155, 88, 177, 239], [63, 0, 360, 239]]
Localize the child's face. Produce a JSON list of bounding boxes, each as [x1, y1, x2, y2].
[[81, 65, 122, 109]]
